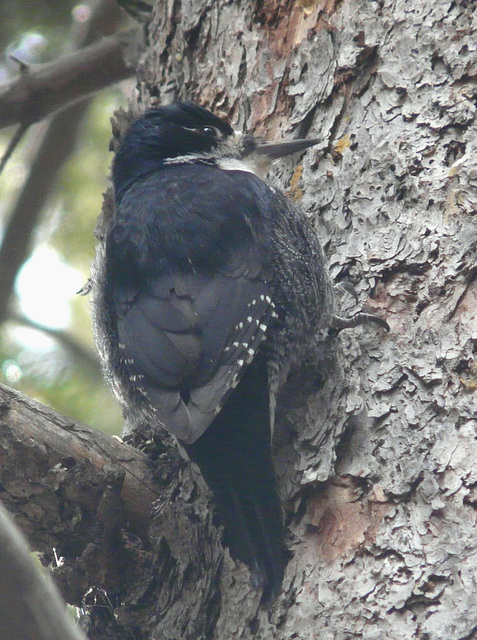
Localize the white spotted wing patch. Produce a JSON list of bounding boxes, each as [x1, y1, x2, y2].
[[113, 274, 278, 445], [187, 294, 277, 432]]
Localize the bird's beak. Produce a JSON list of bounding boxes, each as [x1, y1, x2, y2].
[[251, 137, 320, 160], [233, 133, 320, 177]]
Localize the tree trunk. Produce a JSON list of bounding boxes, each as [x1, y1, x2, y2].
[[3, 0, 477, 639], [133, 1, 477, 636]]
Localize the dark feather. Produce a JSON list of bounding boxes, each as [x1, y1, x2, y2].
[[94, 103, 338, 601]]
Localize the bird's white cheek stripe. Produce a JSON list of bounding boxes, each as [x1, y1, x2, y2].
[[216, 158, 257, 174]]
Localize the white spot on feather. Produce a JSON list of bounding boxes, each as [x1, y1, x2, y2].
[[217, 158, 256, 174]]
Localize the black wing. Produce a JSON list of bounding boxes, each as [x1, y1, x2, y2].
[[107, 164, 276, 444]]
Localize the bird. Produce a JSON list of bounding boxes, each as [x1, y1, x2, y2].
[[91, 101, 341, 602]]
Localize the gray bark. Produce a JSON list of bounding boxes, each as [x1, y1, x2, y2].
[[127, 0, 477, 638], [3, 1, 477, 639]]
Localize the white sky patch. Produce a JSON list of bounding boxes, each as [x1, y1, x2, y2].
[[11, 327, 56, 351], [15, 246, 84, 330]]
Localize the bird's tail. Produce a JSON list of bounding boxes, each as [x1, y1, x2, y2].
[[185, 356, 284, 602]]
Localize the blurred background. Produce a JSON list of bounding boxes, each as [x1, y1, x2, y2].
[[0, 0, 137, 434]]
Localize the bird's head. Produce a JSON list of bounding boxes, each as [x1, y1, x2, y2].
[[112, 101, 319, 201]]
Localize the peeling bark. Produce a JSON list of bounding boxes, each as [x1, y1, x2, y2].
[[115, 0, 477, 637], [3, 0, 477, 638]]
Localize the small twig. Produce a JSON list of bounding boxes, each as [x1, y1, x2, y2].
[[8, 311, 100, 372], [0, 123, 29, 176], [9, 55, 29, 72]]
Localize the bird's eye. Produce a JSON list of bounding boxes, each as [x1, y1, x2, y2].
[[197, 126, 220, 137]]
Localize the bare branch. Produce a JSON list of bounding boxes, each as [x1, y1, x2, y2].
[[0, 101, 90, 322], [0, 382, 159, 546], [0, 30, 141, 130], [0, 0, 138, 323], [8, 311, 101, 373], [0, 122, 29, 174]]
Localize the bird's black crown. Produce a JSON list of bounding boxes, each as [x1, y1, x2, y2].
[[113, 102, 234, 202]]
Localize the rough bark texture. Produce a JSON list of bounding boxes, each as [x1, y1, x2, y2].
[[3, 0, 477, 639], [126, 0, 477, 637]]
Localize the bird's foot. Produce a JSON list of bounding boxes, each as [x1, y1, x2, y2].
[[331, 312, 390, 333]]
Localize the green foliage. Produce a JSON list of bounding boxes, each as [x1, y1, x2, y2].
[[0, 0, 136, 436], [0, 329, 123, 434], [54, 94, 119, 271], [0, 90, 127, 435]]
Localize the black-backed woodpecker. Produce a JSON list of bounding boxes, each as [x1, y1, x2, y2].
[[92, 102, 353, 601]]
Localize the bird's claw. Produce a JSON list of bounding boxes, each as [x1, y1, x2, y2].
[[331, 312, 390, 333]]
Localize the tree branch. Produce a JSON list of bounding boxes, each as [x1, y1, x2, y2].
[[0, 101, 91, 323], [0, 122, 29, 173], [0, 381, 232, 638], [0, 30, 141, 129], [8, 310, 101, 373], [0, 382, 159, 546], [0, 0, 139, 323]]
